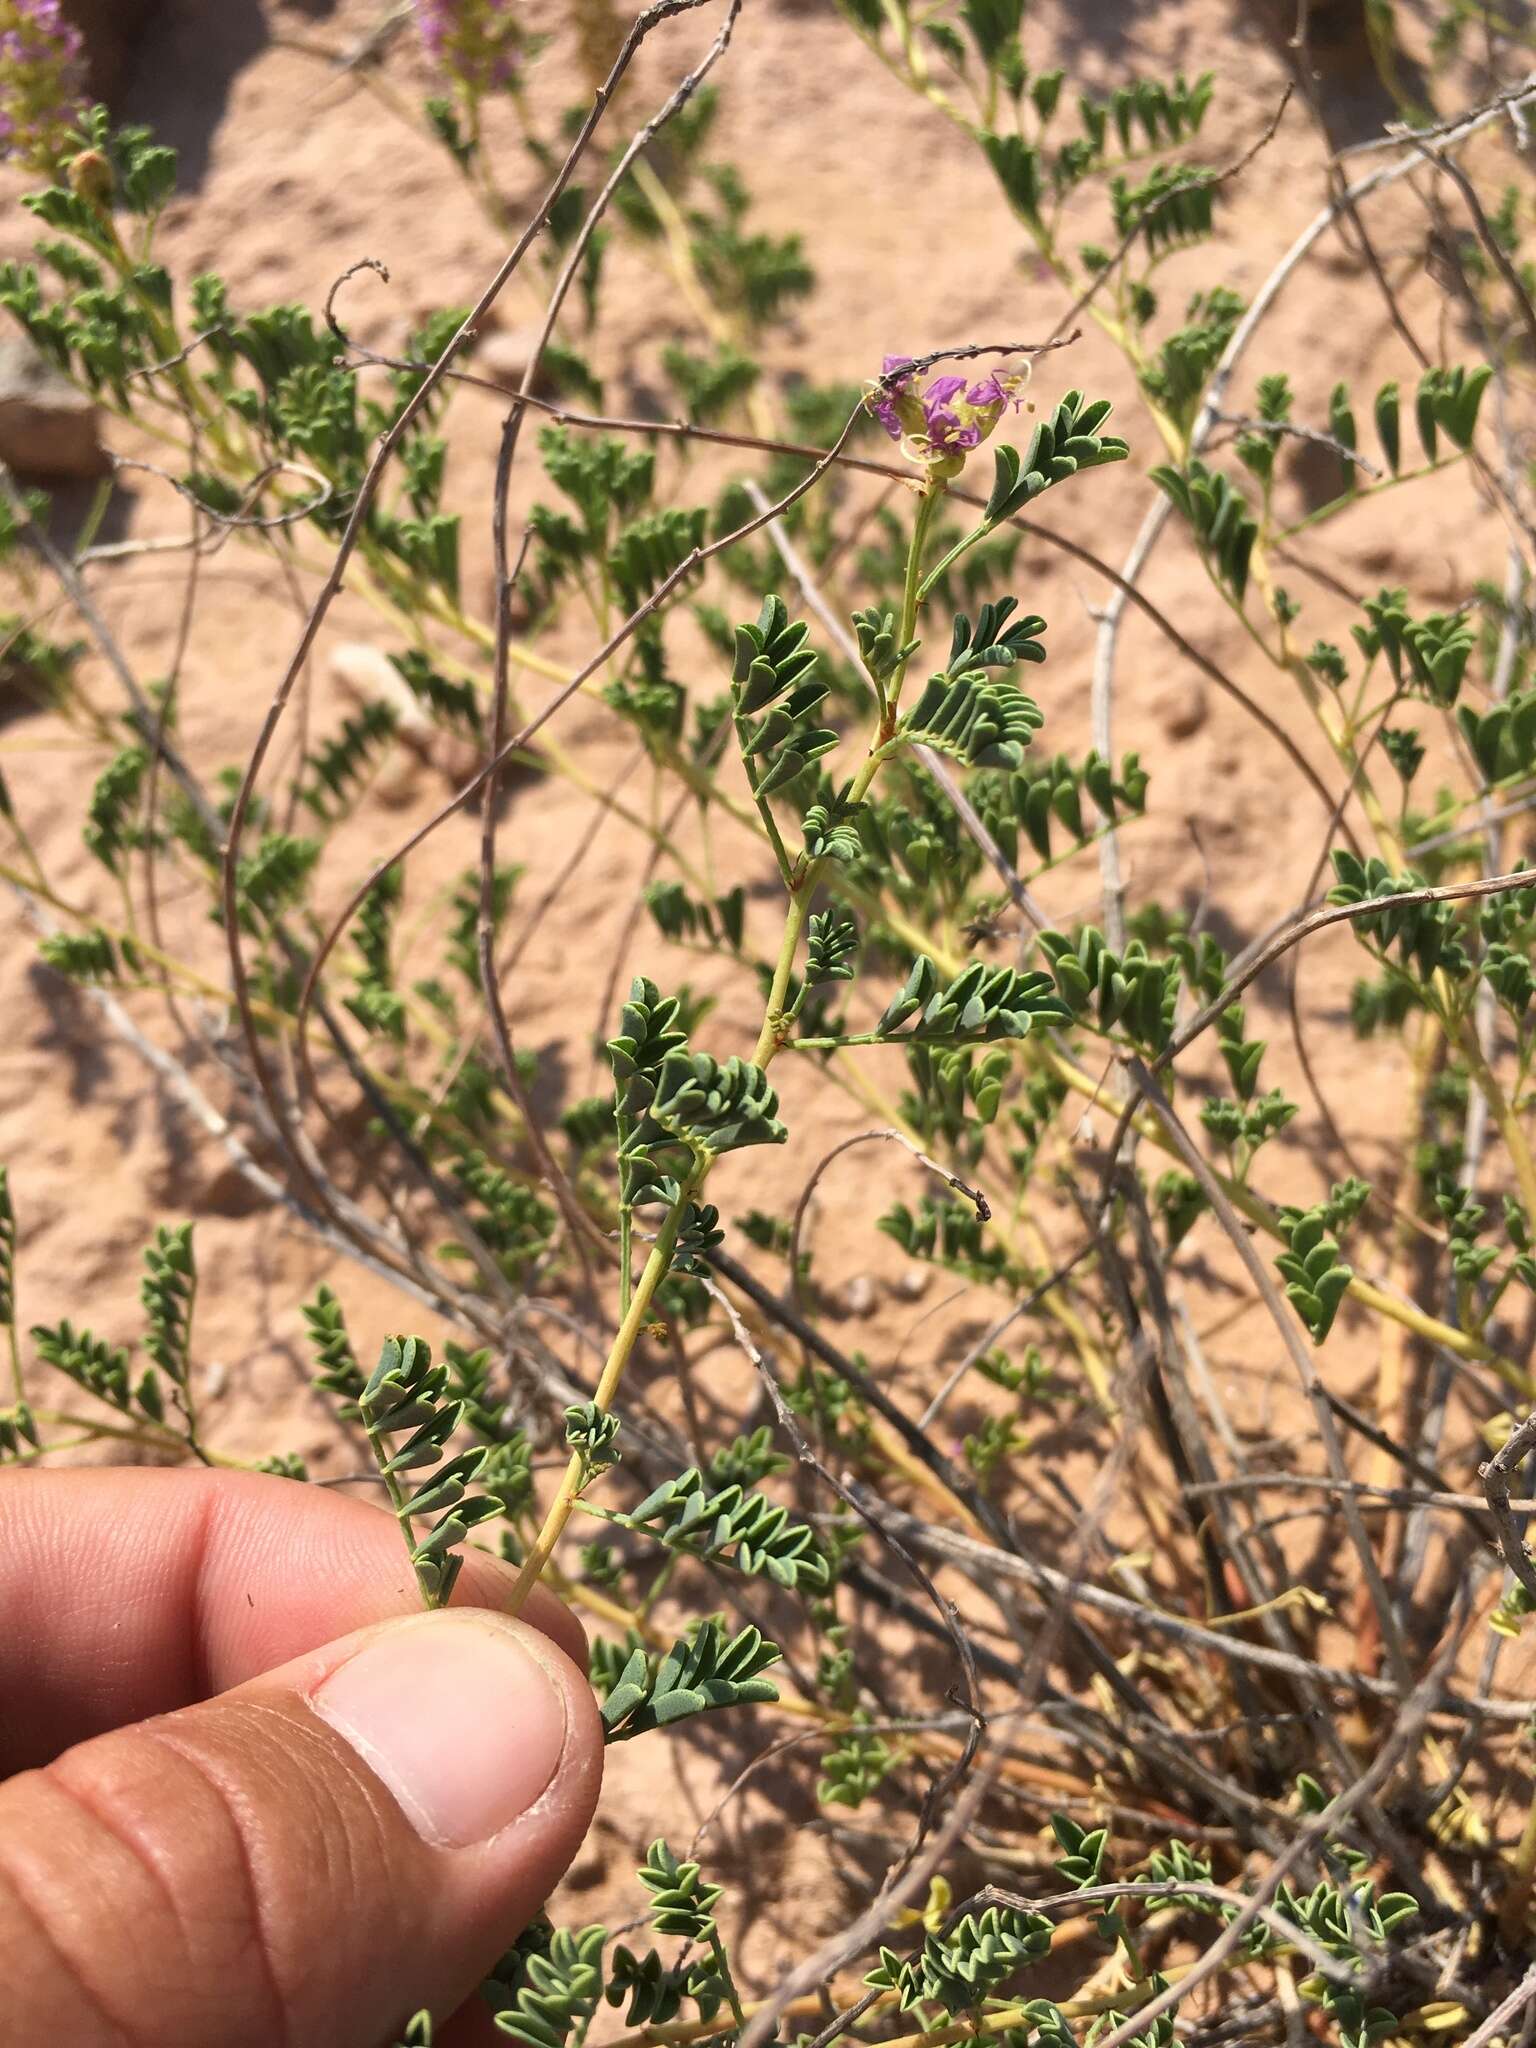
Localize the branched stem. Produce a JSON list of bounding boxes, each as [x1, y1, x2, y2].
[[508, 1183, 695, 1618]]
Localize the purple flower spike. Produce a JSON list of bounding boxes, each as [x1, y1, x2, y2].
[[415, 0, 522, 97], [0, 0, 84, 172], [865, 351, 1031, 473]]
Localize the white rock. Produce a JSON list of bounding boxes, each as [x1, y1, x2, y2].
[[328, 642, 434, 751], [474, 325, 569, 398], [841, 1273, 876, 1317]]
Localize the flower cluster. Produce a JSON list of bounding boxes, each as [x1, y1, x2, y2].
[[0, 0, 84, 172], [415, 0, 521, 96], [867, 353, 1029, 475]]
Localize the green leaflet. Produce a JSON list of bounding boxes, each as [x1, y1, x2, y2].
[[613, 1465, 830, 1590], [599, 1620, 781, 1741]]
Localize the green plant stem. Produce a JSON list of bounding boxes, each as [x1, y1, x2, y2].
[[751, 719, 914, 1070], [1, 802, 52, 893], [170, 1262, 207, 1465], [1276, 456, 1458, 542], [28, 1404, 246, 1464], [0, 1430, 92, 1464], [888, 484, 945, 716], [734, 720, 796, 888], [507, 1184, 695, 1619], [790, 1029, 1024, 1052], [754, 486, 944, 1068], [707, 1927, 747, 2033], [618, 1203, 635, 1324], [511, 486, 948, 1607], [363, 1409, 436, 1606], [751, 887, 815, 1069], [633, 1551, 677, 1626], [1457, 1015, 1536, 1232], [916, 518, 989, 603]]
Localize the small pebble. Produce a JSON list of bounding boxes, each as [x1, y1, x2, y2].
[[841, 1273, 876, 1317]]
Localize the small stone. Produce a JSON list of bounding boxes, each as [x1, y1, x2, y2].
[[329, 643, 485, 797], [0, 338, 108, 482], [202, 1360, 229, 1400], [475, 326, 559, 396], [840, 1273, 876, 1318], [896, 1265, 931, 1301], [328, 642, 434, 753], [1150, 675, 1208, 742]]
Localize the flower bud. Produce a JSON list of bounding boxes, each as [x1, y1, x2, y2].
[[67, 146, 112, 207]]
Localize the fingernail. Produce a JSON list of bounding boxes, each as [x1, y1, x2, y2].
[[312, 1612, 569, 1848]]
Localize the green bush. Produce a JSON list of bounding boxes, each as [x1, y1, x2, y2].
[[5, 0, 1536, 2041]]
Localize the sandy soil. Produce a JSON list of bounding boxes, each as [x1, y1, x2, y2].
[[1, 0, 1527, 2004]]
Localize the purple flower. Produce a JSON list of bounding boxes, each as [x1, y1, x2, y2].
[[415, 0, 522, 95], [865, 352, 1029, 473], [0, 0, 84, 171]]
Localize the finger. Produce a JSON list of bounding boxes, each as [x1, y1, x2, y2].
[[0, 1604, 603, 2048], [0, 1467, 584, 1770]]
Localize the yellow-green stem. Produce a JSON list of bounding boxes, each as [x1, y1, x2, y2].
[[751, 890, 814, 1069], [1459, 1019, 1536, 1233], [365, 1408, 438, 1608], [754, 487, 943, 1065], [506, 1187, 695, 1618], [888, 484, 945, 716]]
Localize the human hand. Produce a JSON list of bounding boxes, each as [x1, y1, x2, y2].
[[0, 1466, 604, 2047]]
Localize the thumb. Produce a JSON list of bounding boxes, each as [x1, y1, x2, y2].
[[0, 1605, 604, 2048]]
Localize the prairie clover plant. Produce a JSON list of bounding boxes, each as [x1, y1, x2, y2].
[[6, 2, 1536, 2044]]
